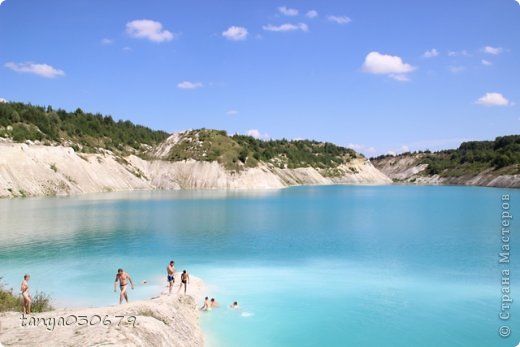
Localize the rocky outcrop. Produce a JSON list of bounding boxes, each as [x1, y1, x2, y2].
[[372, 154, 520, 188], [0, 143, 150, 197], [0, 142, 391, 198], [0, 279, 205, 347]]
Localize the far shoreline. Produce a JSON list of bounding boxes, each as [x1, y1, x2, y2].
[[1, 181, 516, 201]]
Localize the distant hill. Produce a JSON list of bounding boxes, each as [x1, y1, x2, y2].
[[1, 101, 517, 195], [0, 102, 360, 175], [371, 136, 520, 187], [154, 129, 360, 174], [0, 102, 392, 198], [0, 102, 169, 153]]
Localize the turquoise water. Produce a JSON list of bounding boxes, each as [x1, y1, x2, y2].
[[0, 186, 518, 346]]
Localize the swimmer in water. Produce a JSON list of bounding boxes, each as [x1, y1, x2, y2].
[[229, 301, 240, 309], [200, 297, 210, 311]]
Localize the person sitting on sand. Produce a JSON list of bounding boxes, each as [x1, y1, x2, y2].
[[200, 297, 210, 311], [167, 260, 176, 295], [210, 298, 219, 308], [177, 270, 190, 295], [229, 301, 240, 309], [114, 268, 135, 304], [20, 274, 31, 314]]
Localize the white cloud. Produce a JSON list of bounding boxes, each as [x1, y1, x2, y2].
[[390, 74, 410, 82], [400, 145, 410, 152], [126, 19, 175, 43], [483, 46, 503, 55], [262, 23, 308, 32], [423, 48, 439, 58], [0, 98, 7, 103], [448, 65, 466, 73], [5, 62, 65, 78], [362, 52, 416, 81], [246, 129, 269, 140], [476, 92, 512, 106], [101, 38, 113, 45], [348, 144, 377, 154], [348, 144, 363, 150], [226, 110, 239, 116], [327, 15, 351, 24], [177, 81, 203, 90], [448, 50, 470, 57], [306, 10, 318, 18], [222, 26, 248, 41], [0, 0, 6, 6], [278, 6, 299, 16], [481, 59, 493, 66], [390, 74, 409, 81]]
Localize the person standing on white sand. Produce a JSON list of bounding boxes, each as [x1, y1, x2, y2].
[[20, 274, 31, 314], [114, 268, 135, 304], [167, 260, 176, 295], [178, 270, 190, 295]]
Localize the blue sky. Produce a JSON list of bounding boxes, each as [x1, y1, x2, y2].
[[0, 0, 519, 155]]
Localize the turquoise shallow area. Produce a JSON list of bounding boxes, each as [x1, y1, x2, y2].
[[0, 186, 518, 347]]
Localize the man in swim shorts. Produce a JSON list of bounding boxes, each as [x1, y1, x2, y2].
[[114, 268, 135, 304], [167, 260, 176, 295], [178, 270, 190, 295]]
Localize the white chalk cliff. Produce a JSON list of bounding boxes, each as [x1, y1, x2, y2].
[[0, 134, 391, 198]]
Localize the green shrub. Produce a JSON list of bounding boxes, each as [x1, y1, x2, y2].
[[166, 129, 358, 171], [0, 102, 168, 153]]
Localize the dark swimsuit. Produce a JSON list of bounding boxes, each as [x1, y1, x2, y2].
[[168, 275, 175, 282]]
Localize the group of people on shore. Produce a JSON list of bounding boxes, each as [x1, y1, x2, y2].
[[113, 260, 190, 304], [19, 260, 239, 312], [166, 260, 190, 295], [19, 260, 192, 312]]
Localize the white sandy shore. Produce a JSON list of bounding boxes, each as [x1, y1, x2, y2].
[[0, 276, 207, 347]]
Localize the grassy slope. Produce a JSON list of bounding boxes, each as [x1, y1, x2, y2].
[[166, 129, 360, 173]]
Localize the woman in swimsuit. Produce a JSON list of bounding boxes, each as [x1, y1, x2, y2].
[[20, 274, 31, 314], [114, 268, 135, 304]]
